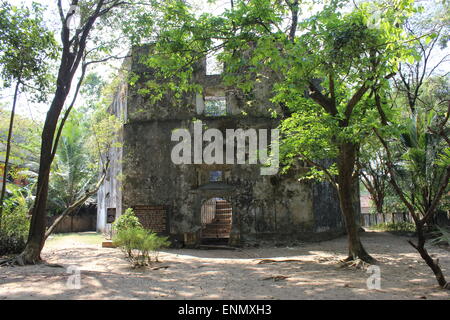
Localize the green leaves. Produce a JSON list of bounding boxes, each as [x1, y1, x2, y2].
[[113, 208, 170, 267], [387, 106, 450, 215], [122, 0, 423, 188], [88, 112, 123, 157], [49, 110, 93, 210], [0, 1, 58, 101], [279, 97, 338, 175], [113, 208, 143, 232]]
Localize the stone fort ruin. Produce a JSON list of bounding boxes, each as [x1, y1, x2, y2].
[[97, 45, 347, 246]]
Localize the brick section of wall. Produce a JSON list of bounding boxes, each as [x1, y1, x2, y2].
[[133, 205, 167, 233]]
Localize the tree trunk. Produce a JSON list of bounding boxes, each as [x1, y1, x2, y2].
[[19, 84, 70, 264], [11, 0, 119, 265], [375, 196, 384, 217], [337, 142, 376, 263], [409, 224, 449, 289], [0, 81, 20, 230]]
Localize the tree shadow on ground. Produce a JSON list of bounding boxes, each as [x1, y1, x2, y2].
[[0, 231, 449, 300]]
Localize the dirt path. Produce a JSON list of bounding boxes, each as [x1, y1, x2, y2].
[[1, 231, 449, 300]]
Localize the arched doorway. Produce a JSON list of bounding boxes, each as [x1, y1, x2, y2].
[[200, 198, 232, 244]]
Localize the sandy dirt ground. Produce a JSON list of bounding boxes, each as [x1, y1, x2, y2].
[[0, 231, 449, 300]]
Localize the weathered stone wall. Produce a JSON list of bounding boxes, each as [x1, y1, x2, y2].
[[120, 118, 340, 242], [98, 45, 345, 244]]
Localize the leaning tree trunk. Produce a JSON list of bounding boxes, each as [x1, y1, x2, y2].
[[10, 0, 120, 265], [337, 142, 376, 263], [18, 85, 71, 264], [409, 223, 449, 289]]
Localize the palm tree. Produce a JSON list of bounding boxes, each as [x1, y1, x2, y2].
[[376, 109, 450, 289], [47, 115, 95, 215]]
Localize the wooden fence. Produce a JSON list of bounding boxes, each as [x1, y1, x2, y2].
[[361, 211, 450, 227], [360, 212, 412, 227], [46, 204, 97, 233], [46, 214, 97, 233]]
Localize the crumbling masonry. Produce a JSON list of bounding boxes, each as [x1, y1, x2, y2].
[[97, 45, 350, 246]]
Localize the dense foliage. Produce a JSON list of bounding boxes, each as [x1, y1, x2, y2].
[[0, 185, 30, 255]]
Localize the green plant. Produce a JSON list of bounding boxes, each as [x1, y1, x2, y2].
[[112, 226, 141, 259], [112, 208, 142, 233], [372, 221, 416, 232], [113, 226, 170, 267], [0, 187, 30, 256], [144, 232, 171, 262], [0, 1, 58, 229], [430, 226, 450, 246]]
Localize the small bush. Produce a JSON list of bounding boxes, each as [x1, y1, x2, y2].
[[112, 227, 141, 258], [372, 221, 416, 232], [113, 226, 170, 267], [430, 226, 450, 246], [0, 232, 27, 256], [0, 190, 30, 256], [112, 208, 142, 233]]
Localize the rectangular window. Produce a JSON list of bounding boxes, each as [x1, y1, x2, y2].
[[106, 208, 116, 224], [209, 171, 223, 182], [206, 51, 223, 75], [204, 96, 227, 116]]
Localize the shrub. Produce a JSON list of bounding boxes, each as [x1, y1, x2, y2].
[[112, 208, 142, 233], [0, 232, 27, 256], [372, 221, 416, 232], [112, 226, 141, 258], [113, 226, 170, 267], [1, 204, 29, 239], [0, 189, 30, 256], [430, 226, 450, 246]]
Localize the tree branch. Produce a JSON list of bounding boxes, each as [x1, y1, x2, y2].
[[308, 81, 337, 115], [44, 158, 110, 240], [343, 84, 369, 125], [373, 128, 420, 224], [286, 0, 299, 42]]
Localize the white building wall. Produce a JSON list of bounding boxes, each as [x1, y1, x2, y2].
[[96, 81, 127, 233]]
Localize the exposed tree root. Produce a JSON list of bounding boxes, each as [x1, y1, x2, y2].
[[262, 275, 290, 281], [0, 253, 42, 267], [0, 258, 10, 266], [343, 253, 378, 265], [256, 259, 303, 264], [0, 255, 66, 270], [339, 258, 373, 270], [0, 257, 22, 267], [46, 263, 64, 268]]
